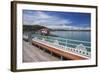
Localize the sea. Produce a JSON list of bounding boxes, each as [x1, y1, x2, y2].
[[50, 31, 91, 42]]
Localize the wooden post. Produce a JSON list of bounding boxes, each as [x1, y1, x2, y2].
[[50, 51, 53, 56], [61, 56, 63, 60], [43, 48, 46, 52]]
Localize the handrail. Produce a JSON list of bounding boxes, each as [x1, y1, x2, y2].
[[34, 34, 90, 44], [33, 37, 91, 58], [47, 35, 90, 44], [35, 35, 91, 48], [31, 34, 91, 58]]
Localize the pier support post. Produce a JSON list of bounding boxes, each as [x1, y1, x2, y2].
[[50, 51, 53, 56], [60, 56, 63, 60], [43, 48, 46, 52], [38, 46, 40, 49]]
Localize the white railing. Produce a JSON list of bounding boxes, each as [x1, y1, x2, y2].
[[33, 35, 91, 58]]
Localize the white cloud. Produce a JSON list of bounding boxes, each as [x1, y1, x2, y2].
[[36, 11, 52, 19], [23, 11, 90, 30], [47, 25, 90, 30], [23, 11, 72, 26]]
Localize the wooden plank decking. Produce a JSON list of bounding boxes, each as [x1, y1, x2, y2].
[[23, 40, 60, 62]]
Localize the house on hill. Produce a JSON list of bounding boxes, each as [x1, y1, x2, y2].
[[38, 28, 50, 35]]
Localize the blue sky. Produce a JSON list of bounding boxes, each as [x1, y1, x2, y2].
[[23, 10, 91, 29]]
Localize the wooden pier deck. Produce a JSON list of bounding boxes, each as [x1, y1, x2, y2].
[[23, 40, 60, 62]]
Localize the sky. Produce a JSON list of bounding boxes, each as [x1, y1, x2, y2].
[[23, 10, 91, 29]]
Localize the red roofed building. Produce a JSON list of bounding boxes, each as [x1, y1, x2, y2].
[[38, 28, 50, 35]]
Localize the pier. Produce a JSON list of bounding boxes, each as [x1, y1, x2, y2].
[[23, 40, 60, 62], [23, 34, 91, 62]]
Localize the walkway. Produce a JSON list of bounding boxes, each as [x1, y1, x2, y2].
[[23, 40, 60, 62]]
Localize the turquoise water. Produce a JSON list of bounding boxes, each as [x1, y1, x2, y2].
[[50, 31, 91, 42]]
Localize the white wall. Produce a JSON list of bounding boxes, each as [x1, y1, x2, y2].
[[0, 0, 99, 73]]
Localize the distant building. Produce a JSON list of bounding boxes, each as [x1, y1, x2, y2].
[[38, 28, 50, 35]]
